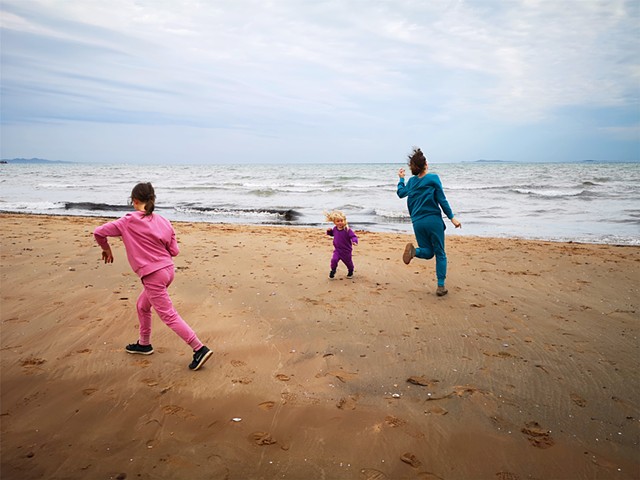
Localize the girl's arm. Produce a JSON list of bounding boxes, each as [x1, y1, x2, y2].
[[433, 176, 461, 228], [94, 218, 124, 249], [397, 168, 409, 199], [94, 219, 124, 263], [349, 229, 359, 245], [167, 224, 180, 257], [326, 228, 334, 237]]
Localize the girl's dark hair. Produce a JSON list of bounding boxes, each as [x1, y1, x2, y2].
[[131, 182, 156, 216], [408, 147, 427, 175]]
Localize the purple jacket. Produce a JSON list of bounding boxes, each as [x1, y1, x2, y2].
[[327, 226, 358, 256], [94, 211, 178, 278]]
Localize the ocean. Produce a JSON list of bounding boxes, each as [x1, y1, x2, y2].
[[1, 162, 638, 245]]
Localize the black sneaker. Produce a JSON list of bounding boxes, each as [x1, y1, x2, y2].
[[329, 270, 336, 279], [189, 346, 213, 371], [347, 270, 354, 278], [126, 342, 154, 355]]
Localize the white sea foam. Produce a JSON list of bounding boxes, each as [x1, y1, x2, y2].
[[0, 200, 63, 211]]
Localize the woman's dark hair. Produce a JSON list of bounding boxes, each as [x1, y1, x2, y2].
[[131, 182, 155, 216], [408, 147, 427, 176]]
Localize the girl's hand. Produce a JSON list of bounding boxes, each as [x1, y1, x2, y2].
[[102, 248, 114, 263], [452, 218, 462, 229], [398, 168, 406, 179]]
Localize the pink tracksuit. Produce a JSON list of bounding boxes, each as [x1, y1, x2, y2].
[[94, 211, 203, 351]]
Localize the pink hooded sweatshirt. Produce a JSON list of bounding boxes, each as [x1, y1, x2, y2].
[[94, 211, 179, 278]]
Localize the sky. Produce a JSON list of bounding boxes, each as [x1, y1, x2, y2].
[[1, 0, 639, 164]]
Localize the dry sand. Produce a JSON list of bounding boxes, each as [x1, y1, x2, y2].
[[1, 213, 639, 480]]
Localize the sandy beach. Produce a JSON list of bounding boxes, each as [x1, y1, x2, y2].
[[1, 213, 638, 480]]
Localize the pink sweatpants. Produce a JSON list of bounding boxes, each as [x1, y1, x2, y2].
[[136, 265, 203, 351]]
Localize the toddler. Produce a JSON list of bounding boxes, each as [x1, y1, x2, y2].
[[325, 210, 359, 279]]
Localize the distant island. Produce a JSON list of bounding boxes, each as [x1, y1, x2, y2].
[[472, 159, 512, 163], [0, 158, 73, 164]]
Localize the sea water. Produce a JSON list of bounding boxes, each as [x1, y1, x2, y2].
[[0, 162, 638, 245]]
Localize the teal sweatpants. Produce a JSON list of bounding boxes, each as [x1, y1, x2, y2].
[[412, 216, 447, 286]]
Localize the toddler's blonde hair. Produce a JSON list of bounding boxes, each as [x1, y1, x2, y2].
[[325, 210, 348, 228]]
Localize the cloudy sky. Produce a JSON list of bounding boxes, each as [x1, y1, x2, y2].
[[1, 0, 638, 164]]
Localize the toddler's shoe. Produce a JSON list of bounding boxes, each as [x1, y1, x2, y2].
[[189, 346, 213, 371], [329, 270, 336, 279], [347, 270, 354, 278], [403, 243, 416, 264], [126, 342, 154, 355], [436, 286, 448, 297]]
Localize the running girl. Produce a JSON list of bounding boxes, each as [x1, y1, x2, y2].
[[94, 182, 212, 370]]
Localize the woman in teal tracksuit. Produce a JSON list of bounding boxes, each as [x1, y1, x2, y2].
[[397, 147, 461, 296]]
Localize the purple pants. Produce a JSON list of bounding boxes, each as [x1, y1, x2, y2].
[[136, 265, 203, 351], [331, 250, 354, 271]]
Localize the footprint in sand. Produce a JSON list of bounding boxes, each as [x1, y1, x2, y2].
[[162, 405, 194, 419], [400, 452, 422, 468], [20, 356, 46, 367], [425, 406, 448, 416], [134, 359, 152, 368], [258, 401, 275, 411], [360, 468, 387, 480], [483, 351, 516, 359], [453, 385, 484, 398], [232, 377, 253, 384], [521, 421, 555, 449], [336, 395, 358, 410], [301, 297, 321, 306], [425, 384, 489, 402], [3, 317, 27, 324], [20, 356, 46, 374], [384, 415, 406, 427], [249, 431, 276, 446], [496, 472, 520, 480], [570, 393, 587, 407], [407, 376, 439, 387]]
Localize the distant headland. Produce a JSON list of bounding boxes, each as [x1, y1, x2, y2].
[[1, 158, 74, 164]]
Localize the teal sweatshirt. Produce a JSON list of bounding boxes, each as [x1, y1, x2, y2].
[[397, 173, 454, 223]]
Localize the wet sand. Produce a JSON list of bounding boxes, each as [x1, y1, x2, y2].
[[1, 213, 639, 480]]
